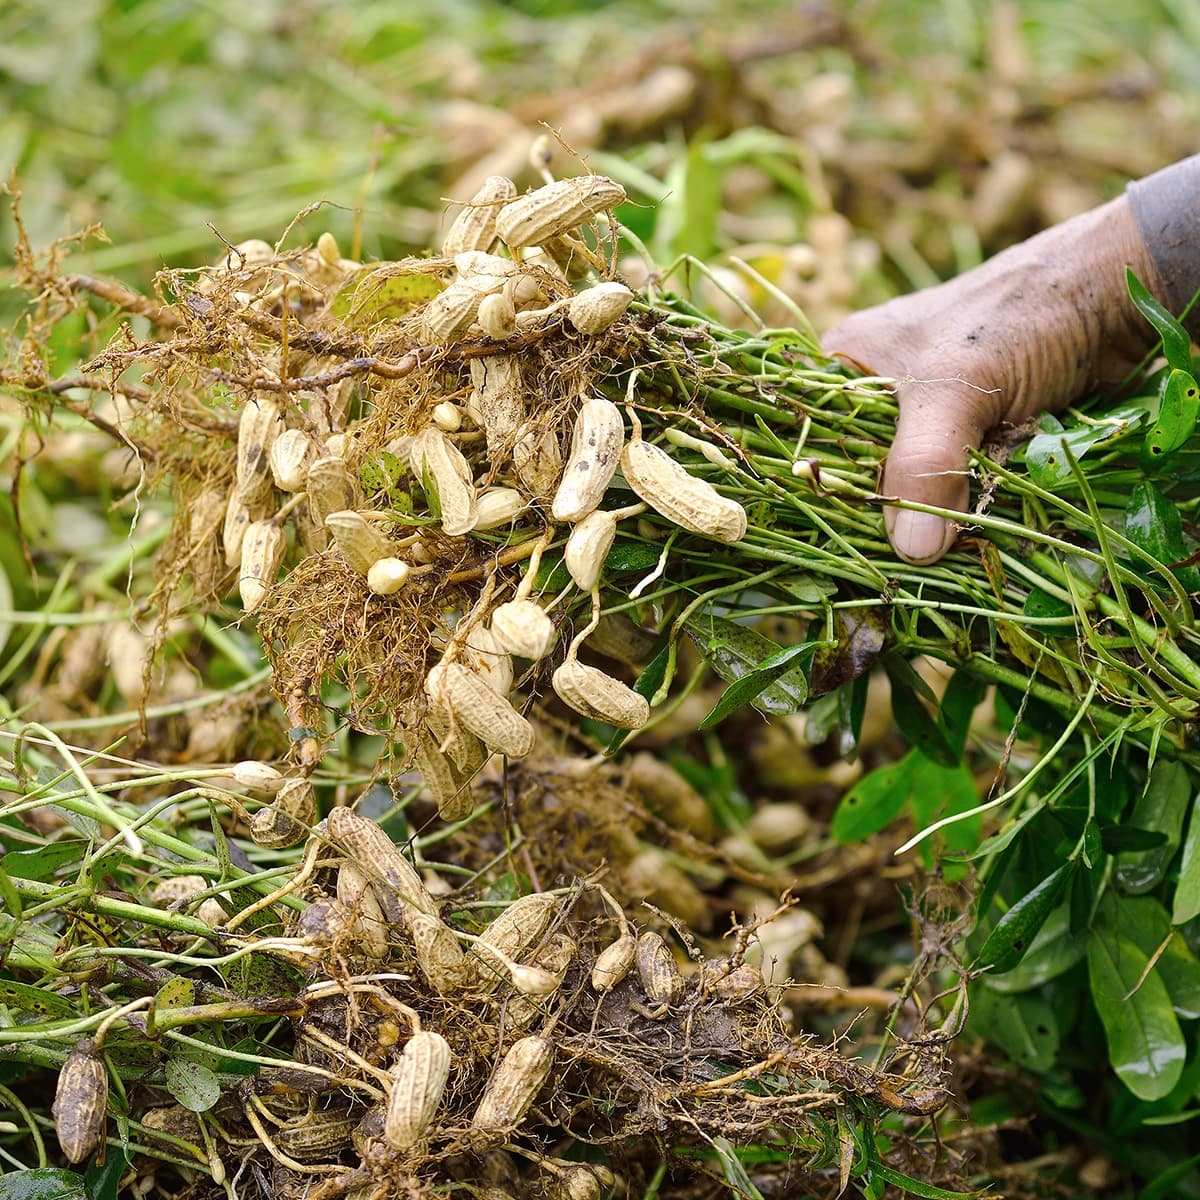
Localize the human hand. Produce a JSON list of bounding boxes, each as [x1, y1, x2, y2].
[[822, 194, 1160, 564]]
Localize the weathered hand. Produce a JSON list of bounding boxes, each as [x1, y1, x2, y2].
[[822, 194, 1160, 563]]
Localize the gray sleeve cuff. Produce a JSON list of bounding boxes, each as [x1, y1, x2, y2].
[[1127, 155, 1200, 340]]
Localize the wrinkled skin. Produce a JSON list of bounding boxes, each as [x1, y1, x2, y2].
[[823, 194, 1164, 563]]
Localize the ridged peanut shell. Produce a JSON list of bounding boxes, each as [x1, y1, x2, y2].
[[552, 658, 649, 730], [441, 175, 517, 256], [490, 600, 554, 661], [495, 176, 626, 248], [565, 281, 634, 334], [620, 437, 747, 543], [551, 395, 625, 522], [53, 1039, 108, 1164], [470, 1035, 554, 1133], [384, 1030, 451, 1151]]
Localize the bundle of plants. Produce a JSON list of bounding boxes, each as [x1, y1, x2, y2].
[[2, 165, 1198, 1197]]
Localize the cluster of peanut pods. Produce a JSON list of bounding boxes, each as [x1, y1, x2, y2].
[[209, 169, 750, 820], [148, 808, 724, 1198]]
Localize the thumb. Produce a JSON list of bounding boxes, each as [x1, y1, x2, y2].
[[881, 381, 998, 564]]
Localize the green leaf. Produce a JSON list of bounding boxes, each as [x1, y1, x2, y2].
[[0, 841, 86, 881], [685, 615, 810, 716], [831, 751, 917, 843], [976, 862, 1074, 974], [1024, 404, 1145, 487], [1100, 826, 1169, 853], [1143, 367, 1200, 461], [696, 640, 819, 730], [155, 976, 196, 1011], [329, 265, 443, 324], [985, 902, 1086, 992], [1127, 268, 1193, 371], [164, 1055, 221, 1113], [972, 984, 1060, 1071], [1124, 481, 1200, 592], [869, 1163, 983, 1199], [0, 979, 79, 1019], [884, 658, 958, 767], [85, 1148, 129, 1200], [1102, 894, 1200, 1020], [1087, 927, 1185, 1101], [0, 1170, 87, 1200], [710, 1136, 766, 1200], [1115, 760, 1191, 894], [937, 670, 987, 761], [1141, 1155, 1200, 1200], [1174, 796, 1200, 926]]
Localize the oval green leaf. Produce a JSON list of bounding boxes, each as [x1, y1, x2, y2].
[[1173, 796, 1200, 926], [1127, 268, 1193, 371], [1143, 367, 1200, 460], [1115, 760, 1190, 894], [976, 861, 1074, 974], [164, 1055, 221, 1112], [1087, 927, 1185, 1101]]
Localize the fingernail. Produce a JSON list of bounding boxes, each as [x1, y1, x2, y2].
[[889, 510, 955, 564]]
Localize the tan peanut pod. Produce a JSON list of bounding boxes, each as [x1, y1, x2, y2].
[[591, 931, 637, 993], [425, 707, 490, 778], [636, 931, 684, 1006], [468, 892, 559, 991], [306, 455, 360, 527], [276, 1112, 359, 1160], [506, 271, 547, 308], [336, 862, 391, 958], [423, 280, 485, 343], [230, 760, 285, 794], [410, 724, 476, 823], [539, 232, 596, 281], [513, 425, 562, 501], [410, 912, 475, 993], [269, 428, 319, 492], [463, 624, 514, 697], [250, 803, 307, 848], [367, 556, 411, 596], [384, 1030, 451, 1151], [432, 401, 462, 432], [589, 612, 658, 666], [469, 356, 526, 456], [296, 896, 356, 944], [507, 933, 577, 1032], [149, 875, 207, 908], [325, 807, 436, 918], [276, 776, 316, 822], [489, 600, 555, 661], [495, 176, 626, 248], [477, 290, 517, 339], [442, 175, 518, 257], [425, 662, 534, 759], [566, 281, 635, 334], [316, 230, 341, 266], [551, 1165, 608, 1200], [552, 657, 649, 730], [139, 1104, 202, 1150], [470, 1035, 554, 1134], [236, 395, 282, 503], [627, 751, 715, 839], [412, 428, 478, 536], [551, 395, 625, 522], [620, 434, 747, 543], [324, 431, 349, 459], [238, 521, 285, 613], [222, 490, 254, 568], [564, 508, 618, 592], [325, 510, 393, 574], [53, 1038, 108, 1163], [473, 487, 526, 530]]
